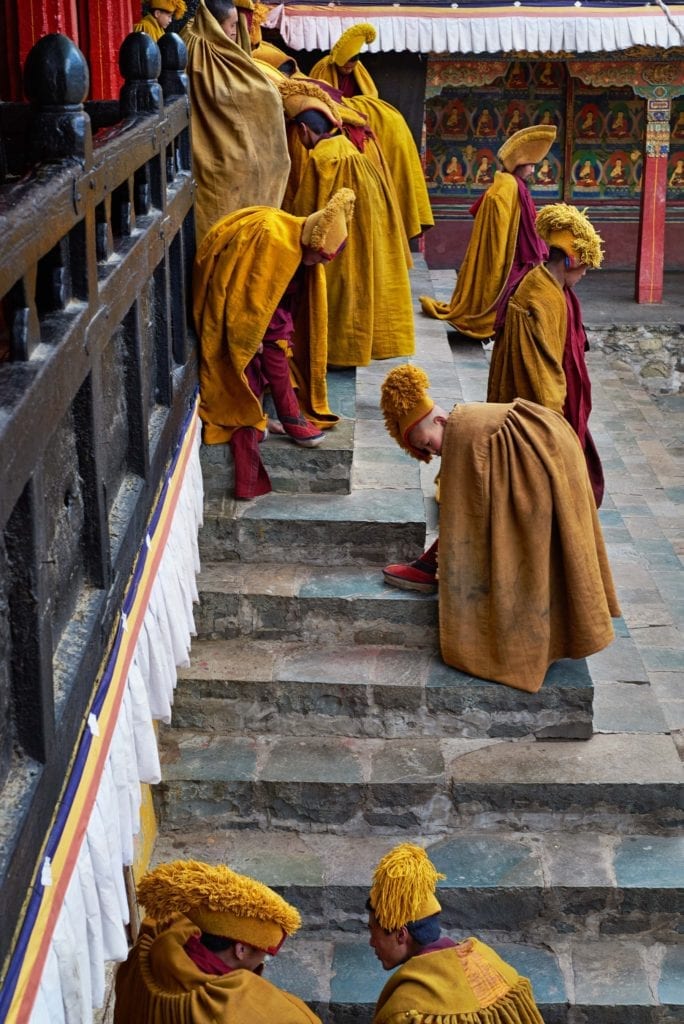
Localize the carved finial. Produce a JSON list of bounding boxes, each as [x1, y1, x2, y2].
[[23, 34, 92, 164], [158, 32, 189, 98], [119, 32, 163, 117]]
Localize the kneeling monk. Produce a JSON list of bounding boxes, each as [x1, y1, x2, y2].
[[380, 365, 620, 692]]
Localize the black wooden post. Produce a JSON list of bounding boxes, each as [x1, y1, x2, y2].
[[158, 32, 189, 99], [119, 33, 163, 118], [23, 34, 92, 166]]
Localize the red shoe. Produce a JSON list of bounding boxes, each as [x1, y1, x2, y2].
[[383, 558, 438, 594], [280, 415, 325, 448]]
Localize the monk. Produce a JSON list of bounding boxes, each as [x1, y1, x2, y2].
[[193, 190, 355, 498], [367, 843, 547, 1024], [181, 0, 290, 242], [280, 79, 415, 368], [488, 203, 605, 507], [380, 365, 619, 692], [114, 859, 320, 1023], [420, 124, 556, 341], [309, 23, 434, 241], [134, 0, 186, 40]]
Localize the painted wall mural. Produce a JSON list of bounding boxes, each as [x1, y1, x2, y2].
[[669, 96, 684, 194], [570, 84, 643, 199]]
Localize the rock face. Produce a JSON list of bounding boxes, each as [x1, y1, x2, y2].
[[587, 325, 683, 395], [152, 264, 683, 1024]]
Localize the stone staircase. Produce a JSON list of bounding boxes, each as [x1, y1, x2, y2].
[[152, 270, 683, 1022]]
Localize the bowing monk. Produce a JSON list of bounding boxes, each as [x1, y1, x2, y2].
[[380, 365, 619, 692], [420, 124, 556, 341], [280, 78, 414, 367]]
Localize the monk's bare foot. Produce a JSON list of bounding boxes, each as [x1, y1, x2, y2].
[[268, 418, 286, 435]]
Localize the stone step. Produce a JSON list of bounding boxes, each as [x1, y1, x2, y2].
[[200, 368, 358, 500], [217, 932, 684, 1024], [198, 490, 427, 564], [193, 564, 438, 647], [172, 638, 593, 740], [155, 732, 682, 836], [152, 830, 683, 943]]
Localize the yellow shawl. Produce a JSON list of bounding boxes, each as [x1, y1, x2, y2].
[[439, 400, 619, 692], [193, 206, 338, 444], [181, 2, 290, 244], [420, 171, 521, 338], [133, 13, 165, 41], [113, 914, 321, 1024], [310, 56, 433, 239], [487, 264, 567, 411], [373, 939, 545, 1024], [287, 133, 414, 367]]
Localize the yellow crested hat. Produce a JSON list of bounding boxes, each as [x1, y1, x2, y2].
[[234, 0, 254, 9], [331, 23, 377, 66], [380, 365, 435, 463], [249, 1, 270, 44], [497, 124, 556, 172], [302, 188, 355, 258], [278, 78, 343, 127], [151, 0, 187, 15], [369, 844, 445, 932], [253, 40, 298, 72], [136, 860, 301, 954], [536, 203, 604, 269]]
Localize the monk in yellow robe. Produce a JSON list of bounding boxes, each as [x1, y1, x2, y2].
[[309, 23, 434, 241], [280, 79, 414, 367], [488, 203, 606, 507], [380, 366, 619, 692], [134, 0, 186, 40], [367, 843, 547, 1024], [193, 191, 354, 497], [181, 0, 290, 243], [114, 859, 320, 1024], [420, 124, 556, 340]]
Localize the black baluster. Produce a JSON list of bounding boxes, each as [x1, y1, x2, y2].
[[119, 32, 163, 118], [23, 33, 92, 166]]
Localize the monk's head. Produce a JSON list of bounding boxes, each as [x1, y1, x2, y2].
[[206, 0, 238, 41], [537, 203, 603, 289], [150, 0, 186, 28], [300, 188, 355, 265], [380, 365, 448, 463]]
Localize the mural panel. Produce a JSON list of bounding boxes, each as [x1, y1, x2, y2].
[[669, 96, 684, 197], [570, 84, 643, 199], [425, 59, 566, 204]]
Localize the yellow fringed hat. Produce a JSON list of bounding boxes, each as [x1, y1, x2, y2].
[[253, 40, 298, 72], [497, 124, 556, 172], [278, 78, 343, 127], [150, 0, 187, 16], [331, 23, 377, 66], [369, 843, 445, 932], [536, 203, 604, 269], [136, 860, 301, 954], [380, 365, 435, 463], [302, 188, 356, 259]]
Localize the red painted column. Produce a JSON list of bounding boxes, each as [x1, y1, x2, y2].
[[635, 95, 670, 304], [79, 0, 135, 100]]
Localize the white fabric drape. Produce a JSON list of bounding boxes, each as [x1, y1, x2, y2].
[[27, 418, 203, 1023], [265, 4, 684, 54]]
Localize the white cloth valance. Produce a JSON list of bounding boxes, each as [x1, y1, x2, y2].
[[265, 4, 684, 54]]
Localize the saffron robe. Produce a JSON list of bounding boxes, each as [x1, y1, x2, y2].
[[438, 400, 619, 692], [420, 172, 545, 339], [133, 13, 166, 41], [287, 132, 414, 367], [181, 2, 290, 243], [486, 264, 604, 506], [373, 938, 545, 1024], [193, 206, 338, 444], [113, 914, 321, 1024], [308, 56, 434, 240]]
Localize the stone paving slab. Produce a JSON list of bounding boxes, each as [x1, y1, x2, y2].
[[172, 638, 592, 740]]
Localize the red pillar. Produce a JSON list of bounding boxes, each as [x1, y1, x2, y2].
[[79, 0, 135, 100], [635, 96, 670, 304]]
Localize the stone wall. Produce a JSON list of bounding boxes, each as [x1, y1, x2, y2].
[[587, 325, 684, 395]]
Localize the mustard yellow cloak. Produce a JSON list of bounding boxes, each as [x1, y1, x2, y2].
[[438, 400, 619, 692], [133, 13, 165, 40], [287, 133, 414, 367], [487, 264, 566, 411], [193, 206, 339, 444], [373, 938, 545, 1024], [181, 2, 290, 243], [114, 914, 321, 1024], [420, 171, 521, 338], [309, 56, 434, 240]]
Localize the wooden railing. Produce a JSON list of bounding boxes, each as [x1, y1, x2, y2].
[[0, 28, 197, 972]]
